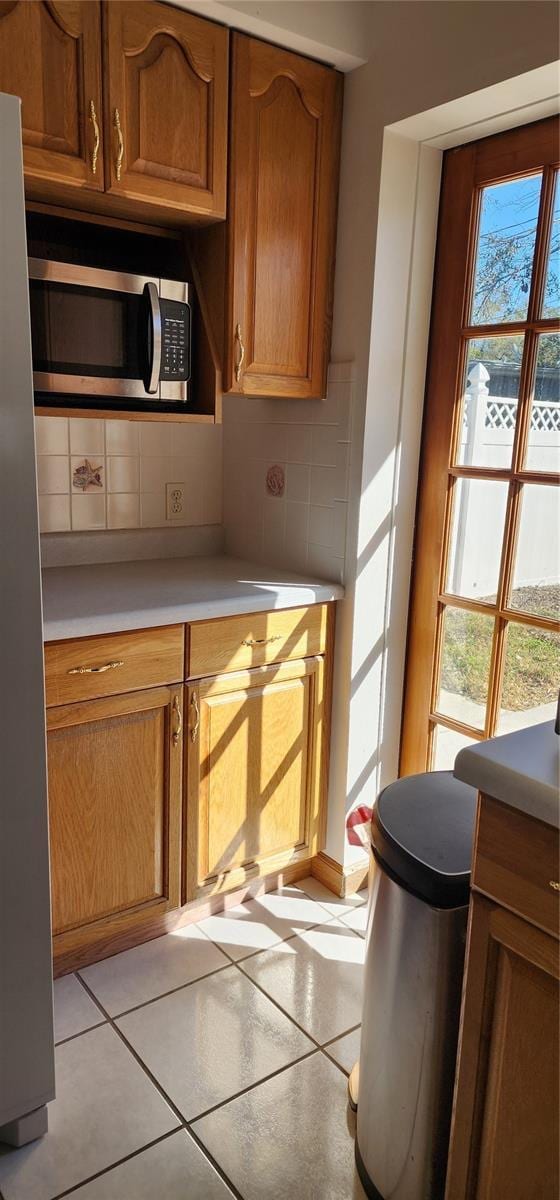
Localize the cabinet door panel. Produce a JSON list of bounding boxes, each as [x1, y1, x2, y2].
[[226, 34, 342, 398], [185, 658, 326, 900], [446, 895, 559, 1200], [0, 1, 103, 190], [48, 686, 182, 954], [103, 1, 228, 217]]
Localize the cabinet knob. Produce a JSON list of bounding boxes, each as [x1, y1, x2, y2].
[[114, 108, 124, 182], [89, 100, 100, 176], [234, 323, 245, 384], [549, 881, 560, 892]]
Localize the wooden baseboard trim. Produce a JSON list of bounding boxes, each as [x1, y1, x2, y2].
[[53, 857, 313, 977], [311, 850, 369, 899]]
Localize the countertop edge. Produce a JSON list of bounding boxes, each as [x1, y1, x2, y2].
[[454, 721, 559, 830], [41, 557, 344, 642]]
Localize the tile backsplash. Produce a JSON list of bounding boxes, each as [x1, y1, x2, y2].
[[222, 364, 353, 583], [36, 417, 222, 535]]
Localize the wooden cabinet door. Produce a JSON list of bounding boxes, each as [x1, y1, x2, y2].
[[47, 684, 183, 971], [446, 895, 559, 1200], [185, 658, 328, 900], [225, 33, 342, 399], [103, 1, 228, 218], [0, 1, 103, 192]]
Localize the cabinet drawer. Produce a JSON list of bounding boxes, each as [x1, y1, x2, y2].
[[187, 605, 329, 678], [473, 795, 560, 939], [45, 626, 184, 707]]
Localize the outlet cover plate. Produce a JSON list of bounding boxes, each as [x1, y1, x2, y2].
[[166, 482, 186, 521]]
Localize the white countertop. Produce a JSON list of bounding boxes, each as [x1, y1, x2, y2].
[[454, 720, 560, 829], [41, 556, 344, 641]]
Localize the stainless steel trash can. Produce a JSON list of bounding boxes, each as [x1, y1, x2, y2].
[[355, 771, 477, 1200]]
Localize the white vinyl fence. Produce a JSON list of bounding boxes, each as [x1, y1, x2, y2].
[[453, 362, 559, 600]]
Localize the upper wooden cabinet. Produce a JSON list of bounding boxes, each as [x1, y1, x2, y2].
[[103, 2, 228, 218], [0, 1, 104, 192], [0, 0, 228, 220], [224, 34, 342, 399]]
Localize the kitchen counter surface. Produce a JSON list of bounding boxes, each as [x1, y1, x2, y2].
[[41, 555, 344, 641], [454, 720, 559, 829]]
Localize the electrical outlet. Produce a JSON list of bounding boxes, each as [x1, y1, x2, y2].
[[166, 482, 186, 521]]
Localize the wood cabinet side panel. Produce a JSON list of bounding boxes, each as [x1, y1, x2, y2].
[[445, 895, 559, 1200]]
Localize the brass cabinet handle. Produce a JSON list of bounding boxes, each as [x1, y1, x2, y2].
[[190, 692, 200, 743], [172, 694, 182, 747], [67, 660, 124, 676], [114, 107, 124, 182], [242, 635, 282, 647], [89, 99, 100, 175], [234, 323, 245, 383], [550, 881, 560, 892]]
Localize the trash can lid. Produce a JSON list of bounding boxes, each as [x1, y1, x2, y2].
[[371, 771, 477, 908]]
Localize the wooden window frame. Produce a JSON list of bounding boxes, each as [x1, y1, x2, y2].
[[400, 116, 560, 776]]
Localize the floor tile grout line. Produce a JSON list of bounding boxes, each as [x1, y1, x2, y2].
[[322, 1022, 362, 1049], [70, 894, 352, 1023], [41, 889, 365, 1200], [319, 1047, 355, 1080], [76, 966, 358, 1197], [50, 1128, 180, 1200], [189, 1048, 319, 1126], [296, 879, 368, 912], [232, 924, 364, 1052], [77, 960, 233, 1023], [55, 1017, 107, 1048], [231, 957, 328, 1052], [74, 974, 246, 1200]]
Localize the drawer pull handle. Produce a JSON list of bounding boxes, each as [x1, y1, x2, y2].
[[242, 635, 283, 647], [172, 694, 182, 747], [89, 99, 100, 175], [114, 107, 124, 182], [550, 881, 560, 892], [67, 660, 124, 676], [190, 693, 200, 743]]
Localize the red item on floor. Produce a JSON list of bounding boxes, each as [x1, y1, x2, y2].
[[346, 805, 372, 849]]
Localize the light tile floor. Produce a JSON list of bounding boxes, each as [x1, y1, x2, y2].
[[0, 879, 368, 1200]]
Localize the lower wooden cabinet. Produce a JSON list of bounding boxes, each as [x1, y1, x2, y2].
[[47, 684, 183, 970], [45, 604, 334, 971], [446, 797, 560, 1200], [184, 656, 328, 900]]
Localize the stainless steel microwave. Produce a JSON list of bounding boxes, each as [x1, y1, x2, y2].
[[28, 259, 192, 410]]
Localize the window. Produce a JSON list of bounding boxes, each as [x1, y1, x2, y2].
[[401, 117, 559, 774]]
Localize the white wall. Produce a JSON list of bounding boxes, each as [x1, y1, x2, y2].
[[222, 365, 354, 582]]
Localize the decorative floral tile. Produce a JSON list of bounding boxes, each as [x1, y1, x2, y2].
[[266, 464, 285, 497], [72, 458, 104, 492]]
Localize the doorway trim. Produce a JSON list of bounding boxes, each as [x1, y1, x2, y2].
[[358, 62, 559, 801]]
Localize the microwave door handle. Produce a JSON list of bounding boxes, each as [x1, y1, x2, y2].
[[144, 282, 161, 395]]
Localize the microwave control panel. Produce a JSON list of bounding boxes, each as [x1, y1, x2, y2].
[[160, 298, 191, 382]]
